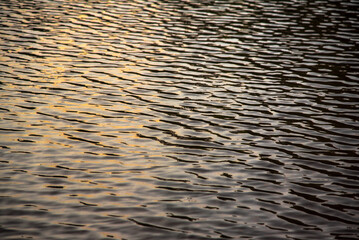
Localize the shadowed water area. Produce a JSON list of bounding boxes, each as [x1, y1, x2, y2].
[[1, 0, 359, 239]]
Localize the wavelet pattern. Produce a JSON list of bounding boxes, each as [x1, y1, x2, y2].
[[1, 0, 359, 239]]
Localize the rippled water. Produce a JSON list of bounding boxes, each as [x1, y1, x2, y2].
[[1, 0, 359, 239]]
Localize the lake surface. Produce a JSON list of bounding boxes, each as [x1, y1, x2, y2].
[[1, 0, 359, 239]]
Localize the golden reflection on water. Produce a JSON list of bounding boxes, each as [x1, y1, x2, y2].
[[1, 0, 249, 232]]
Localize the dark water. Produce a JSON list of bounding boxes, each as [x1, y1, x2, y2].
[[1, 0, 359, 239]]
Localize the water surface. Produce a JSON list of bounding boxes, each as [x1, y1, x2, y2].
[[1, 0, 359, 239]]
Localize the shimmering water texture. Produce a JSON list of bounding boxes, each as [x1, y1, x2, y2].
[[1, 0, 359, 239]]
